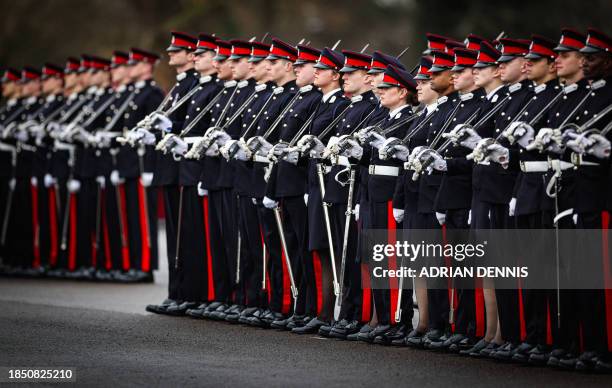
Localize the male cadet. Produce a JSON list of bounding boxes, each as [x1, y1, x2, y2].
[[425, 46, 487, 352], [558, 27, 612, 372], [368, 51, 408, 99], [161, 34, 223, 315], [99, 50, 139, 282], [217, 39, 276, 323], [190, 39, 236, 319], [70, 55, 115, 279], [29, 63, 65, 274], [404, 47, 460, 348], [4, 67, 42, 273], [146, 31, 200, 314], [262, 43, 323, 332], [46, 57, 87, 277], [206, 39, 258, 320], [498, 35, 563, 363], [0, 68, 21, 271], [357, 65, 419, 345], [119, 47, 164, 282], [536, 28, 590, 368], [292, 47, 351, 334], [319, 49, 387, 340], [243, 38, 299, 328]]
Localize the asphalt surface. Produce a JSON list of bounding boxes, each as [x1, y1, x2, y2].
[[1, 278, 611, 387]]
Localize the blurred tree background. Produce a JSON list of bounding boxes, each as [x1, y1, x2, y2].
[[1, 0, 610, 89]]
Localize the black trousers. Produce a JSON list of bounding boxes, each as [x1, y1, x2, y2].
[[175, 186, 208, 302], [282, 196, 318, 317], [368, 200, 413, 326], [124, 180, 158, 272], [207, 189, 231, 303], [4, 177, 33, 268], [256, 201, 291, 315], [163, 185, 180, 301], [414, 211, 449, 331], [238, 195, 267, 308]]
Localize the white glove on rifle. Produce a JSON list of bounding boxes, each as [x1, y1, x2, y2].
[[110, 170, 125, 186], [393, 208, 405, 223], [95, 175, 106, 189], [171, 137, 188, 156], [509, 197, 517, 217], [435, 212, 446, 226], [141, 172, 154, 187], [262, 196, 278, 209], [197, 182, 208, 197], [43, 173, 56, 188], [67, 179, 81, 193]]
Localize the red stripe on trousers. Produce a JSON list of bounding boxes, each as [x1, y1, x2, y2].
[[518, 286, 527, 341], [361, 263, 372, 323], [203, 196, 215, 301], [387, 201, 398, 324], [31, 184, 40, 268], [312, 250, 323, 315], [118, 184, 130, 271], [102, 193, 112, 271], [280, 242, 292, 315], [546, 300, 553, 345], [48, 187, 58, 267], [137, 180, 151, 272], [601, 211, 612, 351], [475, 286, 485, 337], [68, 194, 77, 271]]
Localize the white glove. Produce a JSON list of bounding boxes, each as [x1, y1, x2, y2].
[[339, 138, 363, 160], [435, 212, 446, 226], [15, 130, 29, 142], [298, 135, 324, 158], [30, 176, 38, 187], [95, 175, 106, 189], [151, 113, 172, 133], [197, 182, 208, 196], [354, 204, 360, 221], [459, 127, 482, 150], [205, 142, 220, 157], [211, 130, 231, 147], [283, 149, 300, 165], [110, 170, 124, 186], [485, 143, 510, 168], [252, 198, 258, 205], [171, 137, 188, 156], [528, 127, 563, 153], [137, 127, 156, 145], [393, 208, 405, 223], [586, 133, 611, 159], [141, 172, 154, 187], [304, 194, 309, 206], [67, 179, 81, 193], [249, 136, 273, 156], [428, 151, 447, 171], [43, 173, 56, 188], [269, 142, 289, 161], [504, 121, 534, 148], [509, 197, 516, 217], [467, 210, 472, 226], [263, 196, 278, 209], [572, 213, 578, 225], [367, 131, 386, 149], [219, 140, 234, 160], [233, 140, 252, 161]]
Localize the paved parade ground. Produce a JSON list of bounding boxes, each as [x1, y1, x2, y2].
[[0, 275, 610, 387]]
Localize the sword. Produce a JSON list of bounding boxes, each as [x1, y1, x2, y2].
[[111, 151, 129, 263], [0, 149, 16, 246], [262, 241, 268, 290], [337, 168, 356, 320], [174, 185, 185, 270], [273, 207, 298, 307], [316, 164, 341, 301], [235, 227, 242, 285]]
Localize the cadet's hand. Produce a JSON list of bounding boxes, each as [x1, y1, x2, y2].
[[262, 196, 278, 209]]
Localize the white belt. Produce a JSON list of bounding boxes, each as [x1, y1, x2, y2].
[[331, 155, 350, 166], [184, 136, 200, 144], [368, 164, 399, 176], [253, 154, 270, 163]]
